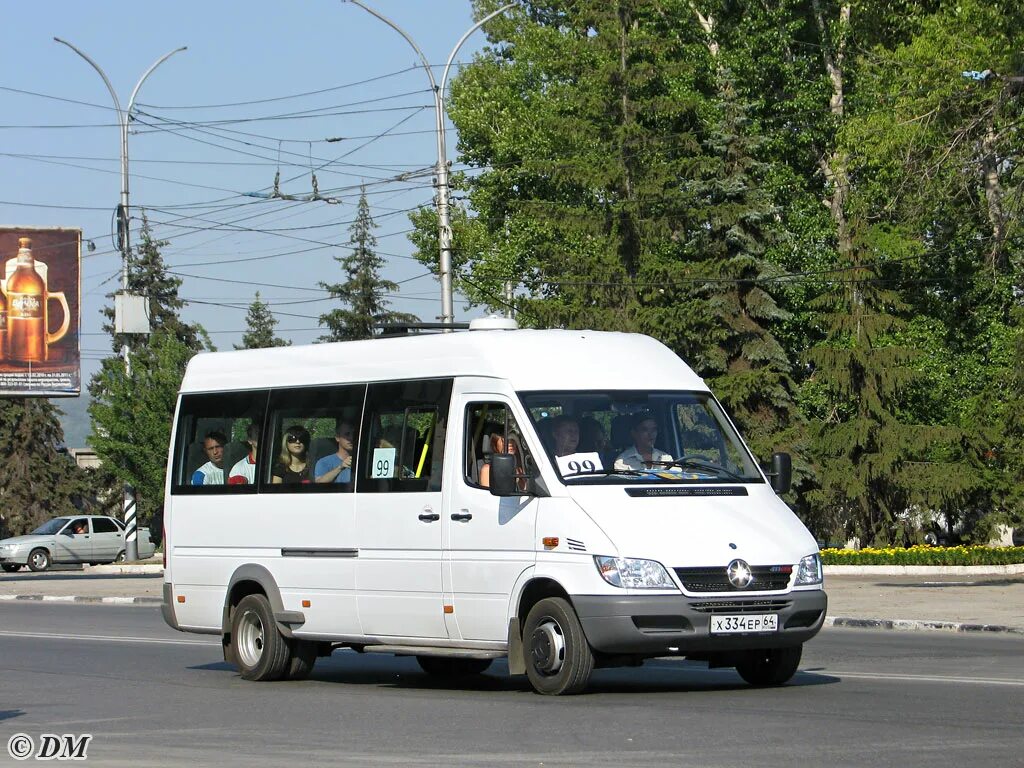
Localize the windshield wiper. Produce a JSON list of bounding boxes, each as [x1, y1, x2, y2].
[[561, 467, 648, 479], [650, 457, 744, 480]]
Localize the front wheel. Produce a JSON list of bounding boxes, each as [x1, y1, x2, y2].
[[735, 645, 803, 686], [230, 594, 292, 681], [1, 563, 21, 573], [28, 548, 51, 572], [416, 656, 493, 678], [114, 551, 126, 564], [522, 597, 594, 695]]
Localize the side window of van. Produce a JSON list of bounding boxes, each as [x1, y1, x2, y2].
[[263, 384, 366, 492], [171, 390, 269, 494], [360, 379, 453, 493], [463, 402, 533, 489]]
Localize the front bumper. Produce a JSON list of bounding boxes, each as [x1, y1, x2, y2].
[[0, 553, 28, 566], [574, 588, 827, 655]]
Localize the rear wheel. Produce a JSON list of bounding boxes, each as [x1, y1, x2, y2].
[[28, 548, 51, 572], [735, 645, 803, 686], [231, 594, 292, 681], [114, 551, 126, 564], [522, 597, 594, 695], [1, 563, 21, 573], [416, 656, 493, 678]]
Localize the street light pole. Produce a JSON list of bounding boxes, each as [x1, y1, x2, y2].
[[55, 38, 186, 561], [346, 1, 514, 328]]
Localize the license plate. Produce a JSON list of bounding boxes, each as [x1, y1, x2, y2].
[[710, 614, 778, 634]]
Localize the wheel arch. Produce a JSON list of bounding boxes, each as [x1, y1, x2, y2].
[[222, 564, 288, 636], [506, 574, 573, 675]]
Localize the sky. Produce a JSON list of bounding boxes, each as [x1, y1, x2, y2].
[[0, 1, 494, 444]]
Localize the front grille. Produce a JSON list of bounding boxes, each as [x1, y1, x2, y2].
[[674, 565, 792, 593], [689, 599, 791, 614]]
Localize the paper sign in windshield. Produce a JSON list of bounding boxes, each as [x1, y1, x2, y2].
[[371, 447, 396, 479], [556, 452, 604, 476]]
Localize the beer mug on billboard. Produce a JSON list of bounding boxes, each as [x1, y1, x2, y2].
[[2, 237, 70, 363]]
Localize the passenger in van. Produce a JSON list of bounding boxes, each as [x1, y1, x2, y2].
[[315, 422, 356, 484], [550, 415, 581, 457], [72, 520, 88, 535], [614, 413, 673, 470], [578, 417, 609, 454], [192, 431, 227, 485], [272, 425, 311, 484], [228, 423, 259, 485]]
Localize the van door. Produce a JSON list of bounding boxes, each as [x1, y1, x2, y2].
[[355, 379, 453, 639], [444, 388, 539, 642]]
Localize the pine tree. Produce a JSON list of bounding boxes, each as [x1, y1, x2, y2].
[[0, 399, 98, 538], [319, 189, 417, 341], [101, 212, 202, 354], [91, 215, 208, 539], [236, 292, 289, 349]]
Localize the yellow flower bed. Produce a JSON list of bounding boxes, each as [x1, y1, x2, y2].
[[821, 545, 1024, 566]]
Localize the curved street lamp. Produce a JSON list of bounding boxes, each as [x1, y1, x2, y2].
[[346, 1, 514, 328], [54, 38, 186, 561]]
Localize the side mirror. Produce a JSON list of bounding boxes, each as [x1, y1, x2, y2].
[[489, 454, 518, 497], [769, 452, 792, 495]]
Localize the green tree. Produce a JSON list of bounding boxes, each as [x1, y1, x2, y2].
[[0, 399, 98, 538], [320, 189, 417, 341], [88, 330, 194, 540], [236, 292, 289, 349], [102, 212, 203, 354], [91, 214, 208, 539]]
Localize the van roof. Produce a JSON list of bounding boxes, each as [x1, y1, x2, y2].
[[179, 329, 708, 394]]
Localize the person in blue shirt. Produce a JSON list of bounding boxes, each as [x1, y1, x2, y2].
[[315, 422, 356, 484]]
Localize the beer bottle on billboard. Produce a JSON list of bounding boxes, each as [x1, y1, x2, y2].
[[7, 237, 47, 363]]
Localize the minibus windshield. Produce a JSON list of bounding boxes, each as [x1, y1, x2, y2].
[[519, 391, 763, 484]]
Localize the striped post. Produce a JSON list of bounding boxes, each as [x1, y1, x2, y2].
[[124, 484, 138, 562]]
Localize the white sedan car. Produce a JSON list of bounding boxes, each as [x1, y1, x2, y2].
[[0, 515, 156, 572]]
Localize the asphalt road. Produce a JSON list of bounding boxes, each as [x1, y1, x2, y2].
[[1, 603, 1022, 767]]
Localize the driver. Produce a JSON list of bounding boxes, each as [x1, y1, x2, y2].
[[614, 413, 673, 470]]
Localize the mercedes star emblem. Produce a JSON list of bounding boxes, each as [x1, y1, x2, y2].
[[727, 558, 753, 589]]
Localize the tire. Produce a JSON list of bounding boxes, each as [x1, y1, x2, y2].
[[735, 645, 803, 686], [28, 548, 51, 572], [522, 597, 594, 695], [114, 551, 126, 564], [416, 656, 493, 678], [1, 563, 21, 573], [230, 594, 292, 681], [285, 640, 318, 681]]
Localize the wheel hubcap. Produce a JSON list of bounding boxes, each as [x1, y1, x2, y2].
[[530, 619, 565, 674], [31, 553, 46, 569], [236, 609, 265, 668]]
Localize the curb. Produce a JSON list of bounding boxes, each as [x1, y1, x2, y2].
[[0, 594, 161, 606], [825, 564, 1024, 576], [825, 616, 1024, 635], [85, 564, 163, 575]]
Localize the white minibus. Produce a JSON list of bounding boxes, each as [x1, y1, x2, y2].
[[162, 323, 826, 695]]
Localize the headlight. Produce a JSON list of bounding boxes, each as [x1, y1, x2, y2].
[[794, 553, 823, 585], [594, 556, 677, 589]]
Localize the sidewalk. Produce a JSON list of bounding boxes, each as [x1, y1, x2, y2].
[[1, 566, 1023, 635]]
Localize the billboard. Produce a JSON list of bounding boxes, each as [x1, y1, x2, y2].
[[0, 227, 81, 397]]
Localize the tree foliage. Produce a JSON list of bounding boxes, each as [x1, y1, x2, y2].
[[407, 0, 1024, 545], [236, 292, 289, 349], [0, 399, 99, 538], [319, 189, 417, 341]]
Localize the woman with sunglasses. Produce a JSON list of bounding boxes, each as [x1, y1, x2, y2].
[[272, 425, 311, 484]]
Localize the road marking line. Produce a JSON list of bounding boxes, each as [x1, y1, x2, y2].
[[0, 629, 218, 647]]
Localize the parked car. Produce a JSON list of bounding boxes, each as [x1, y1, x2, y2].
[[0, 515, 155, 572]]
